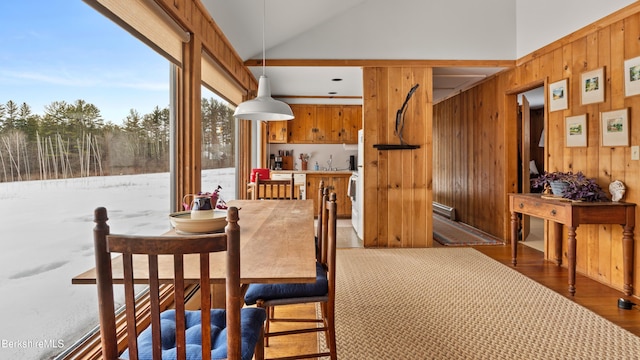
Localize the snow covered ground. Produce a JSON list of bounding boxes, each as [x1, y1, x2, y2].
[[0, 168, 236, 359]]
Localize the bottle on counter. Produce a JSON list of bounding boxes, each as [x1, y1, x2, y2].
[[314, 161, 319, 170]]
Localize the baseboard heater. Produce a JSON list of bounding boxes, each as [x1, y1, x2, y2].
[[433, 202, 456, 221]]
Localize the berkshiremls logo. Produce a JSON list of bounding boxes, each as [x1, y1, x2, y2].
[[2, 338, 64, 349]]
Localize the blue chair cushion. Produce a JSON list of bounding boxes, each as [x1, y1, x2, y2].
[[120, 307, 266, 360], [244, 262, 328, 305]]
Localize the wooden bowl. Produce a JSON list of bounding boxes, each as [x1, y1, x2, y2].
[[169, 210, 228, 234]]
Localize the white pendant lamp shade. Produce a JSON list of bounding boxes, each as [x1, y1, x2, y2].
[[233, 75, 294, 121]]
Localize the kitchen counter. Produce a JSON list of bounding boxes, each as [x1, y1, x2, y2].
[[271, 170, 354, 175]]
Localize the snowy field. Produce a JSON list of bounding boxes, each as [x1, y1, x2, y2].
[[0, 168, 236, 359]]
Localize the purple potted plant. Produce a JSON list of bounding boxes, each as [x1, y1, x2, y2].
[[532, 171, 609, 202]]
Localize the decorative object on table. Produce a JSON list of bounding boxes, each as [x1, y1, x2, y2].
[[182, 193, 214, 219], [169, 209, 228, 233], [609, 180, 626, 202], [299, 153, 310, 170], [182, 185, 227, 213], [624, 55, 640, 97], [600, 108, 629, 147], [549, 78, 568, 112], [532, 171, 608, 201], [581, 67, 605, 105], [565, 114, 588, 147]]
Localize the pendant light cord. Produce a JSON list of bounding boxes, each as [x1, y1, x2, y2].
[[262, 0, 266, 76]]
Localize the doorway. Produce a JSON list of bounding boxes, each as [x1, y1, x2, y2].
[[517, 86, 545, 251]]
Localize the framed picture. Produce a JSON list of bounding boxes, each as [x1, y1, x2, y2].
[[549, 79, 568, 112], [624, 56, 640, 97], [581, 68, 605, 105], [565, 114, 587, 147], [600, 108, 629, 147]]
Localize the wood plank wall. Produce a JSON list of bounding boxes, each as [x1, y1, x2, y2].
[[362, 67, 433, 248], [433, 78, 508, 237], [434, 2, 640, 295]]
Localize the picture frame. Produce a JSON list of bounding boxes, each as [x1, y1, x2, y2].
[[581, 68, 605, 105], [549, 79, 568, 112], [565, 114, 587, 147], [600, 108, 629, 147], [624, 55, 640, 97]]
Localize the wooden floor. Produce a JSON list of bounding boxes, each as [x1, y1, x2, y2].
[[266, 243, 640, 359]]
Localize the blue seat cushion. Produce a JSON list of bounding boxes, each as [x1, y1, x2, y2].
[[120, 307, 266, 360], [244, 262, 328, 305]]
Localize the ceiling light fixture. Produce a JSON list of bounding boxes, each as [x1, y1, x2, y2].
[[233, 0, 293, 121]]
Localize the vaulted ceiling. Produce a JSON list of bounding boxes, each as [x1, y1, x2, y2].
[[201, 0, 516, 105]]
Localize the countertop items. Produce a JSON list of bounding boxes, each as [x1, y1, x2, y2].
[[271, 170, 353, 175]]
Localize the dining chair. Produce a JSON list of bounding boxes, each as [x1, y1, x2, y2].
[[315, 180, 326, 262], [244, 192, 338, 360], [253, 173, 295, 200], [92, 206, 266, 360]]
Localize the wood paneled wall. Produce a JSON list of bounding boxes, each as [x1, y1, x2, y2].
[[434, 2, 640, 295], [363, 67, 433, 248], [433, 78, 511, 238]]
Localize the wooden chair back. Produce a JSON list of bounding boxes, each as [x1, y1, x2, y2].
[[93, 206, 243, 360], [253, 173, 295, 200], [316, 180, 327, 261]]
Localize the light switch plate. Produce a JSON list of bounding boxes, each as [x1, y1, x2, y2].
[[632, 146, 640, 160]]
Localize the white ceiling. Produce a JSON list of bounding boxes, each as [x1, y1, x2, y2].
[[201, 0, 516, 105]]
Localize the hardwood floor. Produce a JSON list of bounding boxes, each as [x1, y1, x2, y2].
[[266, 242, 640, 359]]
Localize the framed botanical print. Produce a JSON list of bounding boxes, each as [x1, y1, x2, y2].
[[565, 114, 587, 147], [581, 68, 604, 105], [624, 56, 640, 97], [549, 79, 568, 112], [600, 108, 629, 147]]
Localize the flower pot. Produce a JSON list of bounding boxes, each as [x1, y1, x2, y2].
[[550, 180, 569, 196]]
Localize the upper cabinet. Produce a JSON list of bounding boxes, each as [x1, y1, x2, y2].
[[267, 120, 289, 143], [271, 104, 362, 144]]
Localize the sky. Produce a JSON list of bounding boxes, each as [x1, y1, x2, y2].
[[0, 1, 170, 125]]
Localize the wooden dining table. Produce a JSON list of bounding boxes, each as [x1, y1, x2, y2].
[[72, 199, 317, 288]]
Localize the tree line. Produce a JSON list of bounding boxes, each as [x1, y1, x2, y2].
[[0, 97, 235, 182]]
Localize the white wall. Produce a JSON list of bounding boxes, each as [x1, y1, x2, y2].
[[516, 0, 636, 58], [268, 0, 517, 60]]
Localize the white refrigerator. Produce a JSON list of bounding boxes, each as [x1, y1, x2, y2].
[[351, 129, 364, 240]]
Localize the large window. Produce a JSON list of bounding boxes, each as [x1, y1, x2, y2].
[[201, 86, 237, 202], [0, 2, 171, 359]]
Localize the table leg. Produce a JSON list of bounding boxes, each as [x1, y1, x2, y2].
[[622, 225, 634, 296], [567, 226, 577, 296], [553, 222, 563, 266], [511, 211, 519, 266]]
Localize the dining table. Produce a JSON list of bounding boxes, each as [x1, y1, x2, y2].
[[72, 199, 318, 294]]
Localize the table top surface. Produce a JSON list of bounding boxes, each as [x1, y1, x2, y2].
[[72, 199, 317, 285]]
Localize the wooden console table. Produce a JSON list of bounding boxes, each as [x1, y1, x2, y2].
[[509, 193, 635, 296]]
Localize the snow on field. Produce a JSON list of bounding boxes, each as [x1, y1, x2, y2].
[[0, 169, 236, 359]]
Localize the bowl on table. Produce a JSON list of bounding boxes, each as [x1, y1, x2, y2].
[[169, 209, 228, 234]]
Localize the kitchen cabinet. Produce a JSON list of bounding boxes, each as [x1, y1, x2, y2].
[[306, 173, 352, 218], [267, 120, 289, 143], [330, 105, 361, 143], [288, 104, 361, 144]]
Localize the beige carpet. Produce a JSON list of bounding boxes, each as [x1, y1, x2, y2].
[[325, 248, 640, 359]]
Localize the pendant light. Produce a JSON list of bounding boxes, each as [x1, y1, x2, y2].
[[233, 0, 294, 121]]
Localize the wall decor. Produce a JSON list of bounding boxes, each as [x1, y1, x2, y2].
[[581, 68, 604, 105], [549, 79, 568, 112], [624, 55, 640, 97], [600, 108, 629, 147], [565, 114, 587, 147]]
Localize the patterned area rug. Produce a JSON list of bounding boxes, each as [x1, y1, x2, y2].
[[323, 248, 640, 359], [432, 214, 503, 246]]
